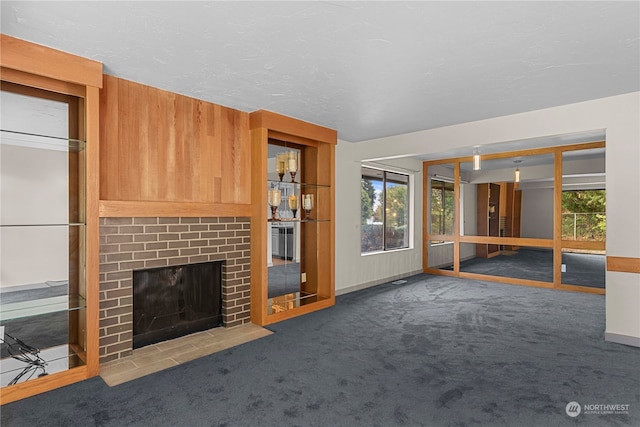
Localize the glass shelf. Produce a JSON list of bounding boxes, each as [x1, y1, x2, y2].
[[0, 294, 86, 322], [267, 179, 330, 188], [0, 345, 85, 387], [1, 129, 85, 151]]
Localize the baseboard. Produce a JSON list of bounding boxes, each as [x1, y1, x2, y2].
[[605, 332, 640, 348], [336, 269, 424, 296]]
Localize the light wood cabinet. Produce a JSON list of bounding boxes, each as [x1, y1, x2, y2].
[[0, 35, 101, 404], [249, 110, 336, 326]]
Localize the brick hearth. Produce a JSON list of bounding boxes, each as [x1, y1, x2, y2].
[[98, 217, 251, 364]]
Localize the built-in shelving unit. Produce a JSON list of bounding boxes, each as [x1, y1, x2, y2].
[[250, 110, 337, 326], [0, 34, 101, 404]]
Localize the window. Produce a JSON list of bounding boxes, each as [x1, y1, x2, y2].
[[430, 179, 454, 240], [561, 189, 606, 242], [361, 167, 410, 253]]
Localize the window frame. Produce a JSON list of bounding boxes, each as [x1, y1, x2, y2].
[[360, 166, 411, 254]]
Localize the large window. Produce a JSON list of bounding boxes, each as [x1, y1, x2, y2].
[[561, 189, 606, 242], [361, 167, 410, 253], [430, 179, 455, 237]]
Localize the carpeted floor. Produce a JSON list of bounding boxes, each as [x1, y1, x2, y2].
[[2, 274, 637, 427]]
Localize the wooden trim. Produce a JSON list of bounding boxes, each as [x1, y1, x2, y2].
[[250, 127, 269, 325], [422, 141, 608, 296], [249, 110, 336, 326], [262, 296, 336, 325], [84, 85, 100, 376], [422, 163, 429, 269], [424, 268, 458, 277], [99, 200, 251, 218], [0, 365, 91, 405], [0, 75, 83, 101], [428, 269, 604, 295], [250, 110, 337, 145], [269, 130, 320, 148], [459, 272, 554, 289], [562, 240, 606, 251], [607, 256, 640, 274], [553, 151, 563, 287], [1, 34, 102, 88], [557, 284, 606, 295], [423, 141, 605, 166], [458, 235, 553, 248]]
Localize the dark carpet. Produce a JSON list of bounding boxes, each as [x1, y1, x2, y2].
[[2, 274, 637, 427], [458, 249, 605, 288]]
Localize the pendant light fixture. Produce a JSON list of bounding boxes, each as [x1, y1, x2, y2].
[[473, 147, 481, 171], [514, 160, 522, 183]]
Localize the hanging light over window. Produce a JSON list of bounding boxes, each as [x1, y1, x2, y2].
[[473, 147, 481, 171]]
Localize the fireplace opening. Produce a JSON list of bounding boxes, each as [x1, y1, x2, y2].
[[132, 261, 223, 349]]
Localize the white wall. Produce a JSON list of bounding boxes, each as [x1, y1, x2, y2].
[[336, 147, 423, 294], [335, 91, 640, 345]]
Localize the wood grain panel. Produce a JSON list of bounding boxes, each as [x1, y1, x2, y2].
[[607, 256, 640, 274], [1, 34, 102, 88], [562, 240, 606, 251], [99, 200, 251, 218], [99, 76, 250, 212], [250, 109, 337, 145]]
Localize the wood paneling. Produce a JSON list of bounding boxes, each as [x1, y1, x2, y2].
[[607, 257, 640, 274], [99, 76, 250, 212], [250, 109, 337, 145], [562, 240, 606, 251], [98, 200, 251, 218]]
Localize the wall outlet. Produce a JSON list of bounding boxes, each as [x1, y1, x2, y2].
[[561, 264, 567, 273], [301, 272, 307, 283]]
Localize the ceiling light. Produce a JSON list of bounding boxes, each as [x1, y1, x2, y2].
[[473, 147, 481, 171], [514, 160, 522, 183]]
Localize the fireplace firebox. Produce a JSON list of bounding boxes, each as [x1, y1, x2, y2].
[[132, 261, 223, 349]]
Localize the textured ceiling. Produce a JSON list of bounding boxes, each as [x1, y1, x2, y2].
[[1, 1, 639, 143]]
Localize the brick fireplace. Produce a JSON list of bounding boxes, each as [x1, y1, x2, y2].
[[98, 217, 251, 364]]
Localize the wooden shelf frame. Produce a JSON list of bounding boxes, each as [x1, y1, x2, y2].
[[1, 34, 102, 404], [249, 110, 337, 326], [423, 141, 607, 295]]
